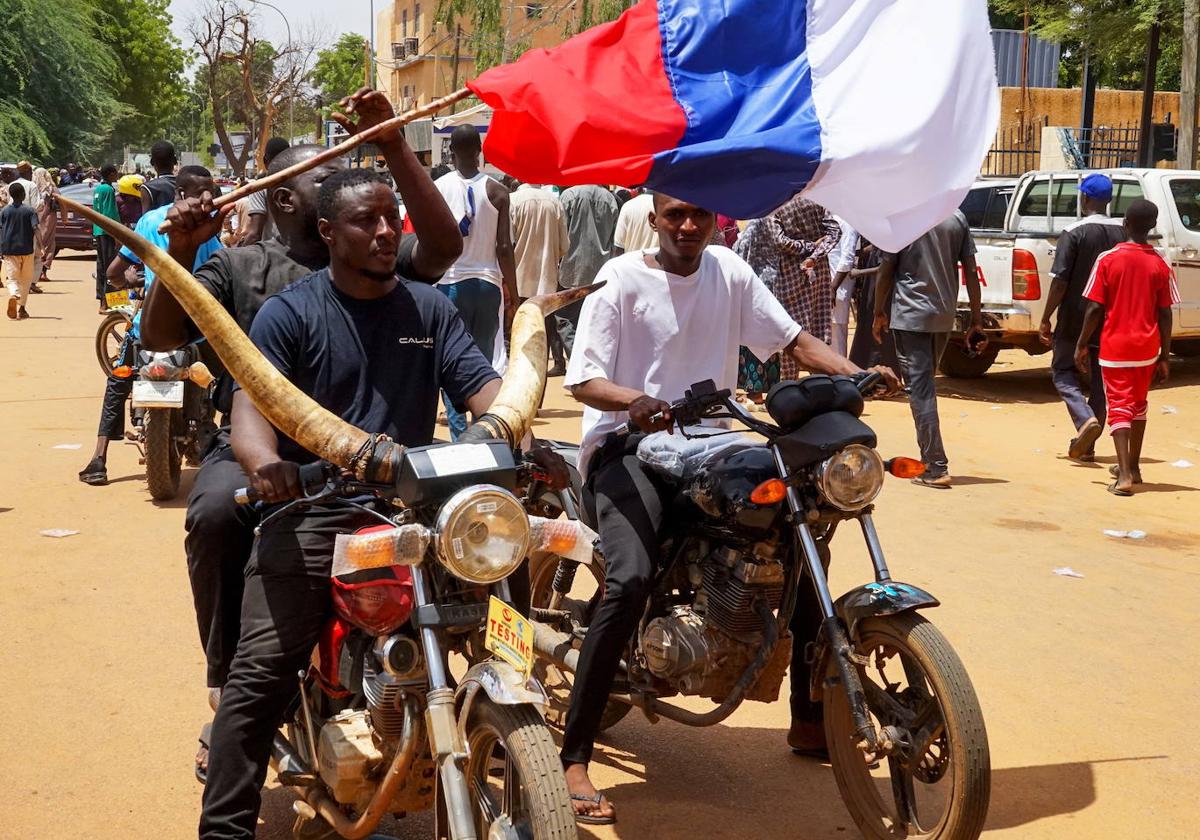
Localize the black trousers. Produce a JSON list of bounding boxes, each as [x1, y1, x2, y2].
[[201, 505, 372, 840], [561, 434, 824, 766], [95, 233, 117, 301], [96, 337, 134, 440], [185, 434, 260, 688]]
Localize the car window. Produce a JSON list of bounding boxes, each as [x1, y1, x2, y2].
[[1109, 179, 1145, 217], [1168, 178, 1200, 231], [1015, 178, 1081, 232], [959, 187, 991, 229], [982, 187, 1013, 230]]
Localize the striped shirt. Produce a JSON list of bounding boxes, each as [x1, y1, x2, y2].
[[1083, 242, 1180, 366]]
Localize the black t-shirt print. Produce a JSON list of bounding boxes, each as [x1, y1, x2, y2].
[[243, 269, 500, 464]]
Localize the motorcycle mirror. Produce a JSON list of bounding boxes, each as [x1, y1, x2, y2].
[[885, 457, 925, 479]]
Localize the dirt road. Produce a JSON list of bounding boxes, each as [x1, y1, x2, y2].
[[1, 253, 1197, 839]]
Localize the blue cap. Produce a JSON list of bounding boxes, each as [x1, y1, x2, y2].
[[1080, 173, 1113, 201]]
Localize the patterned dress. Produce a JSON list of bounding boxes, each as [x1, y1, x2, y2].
[[769, 196, 840, 379], [733, 218, 783, 394]]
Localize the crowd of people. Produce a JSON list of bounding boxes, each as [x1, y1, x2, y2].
[[2, 81, 1181, 835]]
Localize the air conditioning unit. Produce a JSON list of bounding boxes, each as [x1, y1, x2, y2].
[[391, 42, 405, 60], [405, 37, 419, 56]]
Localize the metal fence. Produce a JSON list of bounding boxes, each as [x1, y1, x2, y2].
[[982, 117, 1048, 176], [1064, 123, 1142, 169]]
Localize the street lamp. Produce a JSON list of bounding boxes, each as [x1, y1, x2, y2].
[[248, 0, 295, 144]]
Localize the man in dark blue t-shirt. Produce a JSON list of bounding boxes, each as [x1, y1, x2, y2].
[[201, 168, 513, 839]]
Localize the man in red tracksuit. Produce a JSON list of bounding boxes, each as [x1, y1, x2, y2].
[[1076, 199, 1180, 496]]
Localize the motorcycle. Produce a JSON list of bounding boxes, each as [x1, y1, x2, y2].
[[95, 287, 139, 376], [111, 344, 217, 501], [234, 444, 595, 840], [530, 373, 991, 839]]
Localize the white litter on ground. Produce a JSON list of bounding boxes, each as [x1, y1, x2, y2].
[[52, 443, 82, 450], [1170, 459, 1194, 468], [1161, 405, 1178, 414], [1103, 529, 1147, 540], [1053, 567, 1085, 578], [989, 406, 1003, 410], [40, 529, 80, 538]]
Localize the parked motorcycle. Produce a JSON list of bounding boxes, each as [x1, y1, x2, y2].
[[530, 373, 991, 839], [234, 448, 593, 840], [112, 345, 217, 500]]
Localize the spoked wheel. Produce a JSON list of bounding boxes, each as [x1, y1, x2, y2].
[[96, 311, 131, 378], [463, 699, 574, 840], [528, 553, 631, 731], [824, 613, 990, 839]]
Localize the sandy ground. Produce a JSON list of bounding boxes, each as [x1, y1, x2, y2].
[[1, 252, 1198, 839]]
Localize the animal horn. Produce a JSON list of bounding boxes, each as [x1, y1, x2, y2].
[[458, 284, 602, 448], [61, 196, 401, 482]]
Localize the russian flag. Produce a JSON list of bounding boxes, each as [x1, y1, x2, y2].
[[469, 0, 999, 252]]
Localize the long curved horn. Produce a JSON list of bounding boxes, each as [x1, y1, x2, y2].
[[62, 196, 401, 482], [458, 284, 601, 447]]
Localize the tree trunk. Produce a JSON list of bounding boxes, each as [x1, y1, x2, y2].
[[1181, 0, 1200, 169]]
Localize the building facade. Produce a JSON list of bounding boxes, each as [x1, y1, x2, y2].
[[374, 1, 582, 110]]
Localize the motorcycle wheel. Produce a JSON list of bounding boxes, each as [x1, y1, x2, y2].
[[462, 699, 575, 840], [96, 311, 131, 379], [144, 408, 182, 501], [528, 553, 632, 732], [823, 613, 990, 840]]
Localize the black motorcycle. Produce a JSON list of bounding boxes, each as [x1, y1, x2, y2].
[[530, 373, 991, 839]]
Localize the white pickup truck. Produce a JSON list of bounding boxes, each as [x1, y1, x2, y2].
[[949, 168, 1200, 377]]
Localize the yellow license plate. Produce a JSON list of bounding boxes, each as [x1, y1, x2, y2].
[[105, 290, 130, 309], [484, 596, 534, 679]]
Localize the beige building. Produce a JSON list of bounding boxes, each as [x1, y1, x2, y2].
[[374, 1, 582, 111]]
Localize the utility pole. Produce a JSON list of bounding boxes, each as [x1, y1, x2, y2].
[[450, 24, 462, 113], [1079, 50, 1097, 167], [1181, 0, 1200, 168], [1137, 18, 1162, 167]]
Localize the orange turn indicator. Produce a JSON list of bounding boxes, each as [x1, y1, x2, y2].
[[111, 365, 134, 379], [750, 478, 787, 505], [887, 457, 925, 478]]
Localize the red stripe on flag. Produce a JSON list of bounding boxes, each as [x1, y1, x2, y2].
[[468, 0, 686, 185]]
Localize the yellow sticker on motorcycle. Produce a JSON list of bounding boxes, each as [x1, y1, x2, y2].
[[105, 290, 130, 309], [484, 596, 533, 679]]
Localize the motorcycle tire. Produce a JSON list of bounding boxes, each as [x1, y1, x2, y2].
[[823, 612, 990, 840], [462, 699, 575, 840], [528, 553, 632, 732], [96, 311, 132, 379], [144, 408, 182, 501]]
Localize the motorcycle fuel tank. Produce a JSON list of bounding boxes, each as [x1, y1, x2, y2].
[[690, 445, 781, 530]]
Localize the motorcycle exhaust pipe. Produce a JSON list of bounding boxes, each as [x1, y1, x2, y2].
[[295, 696, 424, 840]]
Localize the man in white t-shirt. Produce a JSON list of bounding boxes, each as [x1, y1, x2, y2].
[[611, 189, 656, 254], [560, 193, 897, 824]]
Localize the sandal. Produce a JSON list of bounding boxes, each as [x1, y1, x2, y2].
[[570, 792, 616, 825], [1107, 481, 1133, 497], [911, 473, 951, 489], [1108, 465, 1143, 484], [196, 722, 212, 784], [78, 458, 108, 486]]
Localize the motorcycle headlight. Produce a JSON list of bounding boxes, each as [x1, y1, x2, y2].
[[816, 444, 884, 511], [434, 485, 530, 584]]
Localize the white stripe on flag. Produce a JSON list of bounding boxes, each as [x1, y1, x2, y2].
[[802, 0, 999, 252]]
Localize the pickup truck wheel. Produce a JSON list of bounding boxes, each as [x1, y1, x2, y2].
[[1171, 339, 1200, 358], [938, 342, 999, 378]]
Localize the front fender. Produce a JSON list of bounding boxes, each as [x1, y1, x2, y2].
[[834, 581, 940, 640], [455, 661, 547, 721]]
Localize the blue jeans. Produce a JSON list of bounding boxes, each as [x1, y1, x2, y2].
[[1051, 336, 1106, 436], [439, 278, 503, 440]]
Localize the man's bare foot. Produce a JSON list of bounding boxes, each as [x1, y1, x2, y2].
[[1109, 464, 1143, 485], [564, 762, 615, 824]]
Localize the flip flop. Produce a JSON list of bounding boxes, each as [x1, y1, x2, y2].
[[1107, 481, 1133, 497], [77, 458, 108, 486], [196, 722, 212, 785], [570, 792, 616, 825], [1069, 418, 1103, 461]]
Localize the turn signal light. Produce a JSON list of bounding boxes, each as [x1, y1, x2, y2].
[[111, 365, 134, 379], [750, 478, 787, 505], [886, 457, 926, 478]]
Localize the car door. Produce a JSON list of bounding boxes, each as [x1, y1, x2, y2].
[[1160, 176, 1200, 330], [960, 182, 1014, 306]]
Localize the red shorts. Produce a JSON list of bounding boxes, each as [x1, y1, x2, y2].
[[1100, 364, 1154, 432]]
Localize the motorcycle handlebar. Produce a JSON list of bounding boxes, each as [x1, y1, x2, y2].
[[234, 460, 332, 506]]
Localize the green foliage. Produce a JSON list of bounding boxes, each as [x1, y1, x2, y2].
[[312, 33, 370, 107], [991, 0, 1184, 91], [574, 0, 632, 33], [0, 0, 121, 161]]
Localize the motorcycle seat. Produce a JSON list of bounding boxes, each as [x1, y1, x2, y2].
[[636, 427, 762, 482]]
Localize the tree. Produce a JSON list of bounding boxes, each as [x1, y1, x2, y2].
[[0, 0, 121, 161], [189, 0, 318, 174], [992, 0, 1184, 90], [312, 33, 370, 108]]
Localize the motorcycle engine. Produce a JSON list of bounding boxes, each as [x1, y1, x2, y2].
[[317, 710, 384, 810], [640, 542, 790, 702]]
